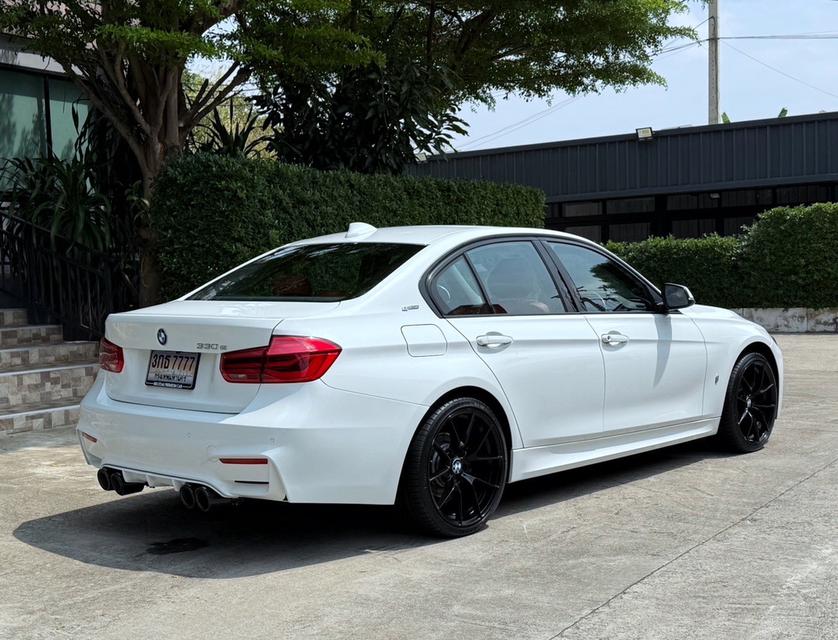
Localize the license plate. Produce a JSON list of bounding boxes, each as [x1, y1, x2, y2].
[[145, 351, 200, 389]]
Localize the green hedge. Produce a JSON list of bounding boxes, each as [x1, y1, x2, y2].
[[151, 154, 545, 299], [607, 235, 741, 308], [608, 203, 838, 309], [738, 203, 838, 308]]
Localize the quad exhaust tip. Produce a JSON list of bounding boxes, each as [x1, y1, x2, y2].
[[97, 468, 144, 496], [180, 484, 223, 512], [179, 484, 196, 510]]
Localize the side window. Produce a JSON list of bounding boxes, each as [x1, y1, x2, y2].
[[547, 242, 653, 313], [433, 257, 492, 315], [466, 242, 566, 315]]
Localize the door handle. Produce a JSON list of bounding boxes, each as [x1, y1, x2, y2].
[[476, 333, 513, 348], [601, 332, 629, 345]]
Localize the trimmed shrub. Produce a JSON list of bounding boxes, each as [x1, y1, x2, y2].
[[607, 235, 741, 308], [151, 154, 545, 298], [608, 202, 838, 309], [738, 203, 838, 308]]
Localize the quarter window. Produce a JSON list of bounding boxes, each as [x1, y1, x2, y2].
[[433, 257, 492, 316], [466, 242, 566, 315], [547, 242, 654, 313]]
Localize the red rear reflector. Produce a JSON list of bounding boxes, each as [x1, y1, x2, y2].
[[99, 337, 124, 373], [81, 432, 98, 443], [220, 336, 341, 384], [219, 458, 268, 465]]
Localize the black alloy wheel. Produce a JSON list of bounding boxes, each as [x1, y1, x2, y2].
[[401, 397, 508, 537], [718, 352, 778, 453]]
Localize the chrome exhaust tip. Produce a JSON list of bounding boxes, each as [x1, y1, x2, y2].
[[97, 468, 113, 491], [179, 484, 196, 510]]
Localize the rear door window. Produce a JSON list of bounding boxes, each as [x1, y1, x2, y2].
[[191, 243, 423, 301], [466, 242, 566, 315]]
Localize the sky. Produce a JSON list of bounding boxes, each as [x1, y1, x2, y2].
[[451, 0, 838, 152]]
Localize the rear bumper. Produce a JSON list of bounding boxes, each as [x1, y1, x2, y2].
[[77, 375, 427, 504]]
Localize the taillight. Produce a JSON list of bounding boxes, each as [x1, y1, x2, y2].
[[99, 337, 124, 373], [220, 336, 341, 384]]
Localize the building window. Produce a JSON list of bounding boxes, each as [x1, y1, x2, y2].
[[609, 222, 650, 242], [0, 68, 47, 161], [563, 225, 602, 242], [48, 78, 89, 160], [723, 216, 754, 236], [563, 201, 602, 217], [605, 197, 655, 215], [0, 67, 88, 178], [777, 185, 831, 205], [672, 219, 716, 238]]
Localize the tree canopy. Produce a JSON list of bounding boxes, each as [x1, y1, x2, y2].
[[254, 0, 695, 172]]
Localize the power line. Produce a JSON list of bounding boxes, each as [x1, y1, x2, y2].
[[457, 96, 580, 150], [456, 40, 704, 151], [722, 41, 838, 101], [721, 34, 838, 41]]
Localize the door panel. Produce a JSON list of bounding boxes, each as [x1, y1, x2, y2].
[[585, 313, 707, 432], [430, 239, 606, 447], [543, 240, 707, 434], [448, 315, 605, 446]]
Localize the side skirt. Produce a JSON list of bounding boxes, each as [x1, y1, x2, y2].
[[509, 418, 719, 483]]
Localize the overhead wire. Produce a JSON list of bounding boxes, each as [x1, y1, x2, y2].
[[456, 38, 704, 151], [722, 41, 838, 101]]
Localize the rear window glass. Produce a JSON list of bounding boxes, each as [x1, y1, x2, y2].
[[190, 243, 423, 302]]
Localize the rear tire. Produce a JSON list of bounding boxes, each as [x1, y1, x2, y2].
[[400, 397, 508, 537], [717, 352, 778, 453]]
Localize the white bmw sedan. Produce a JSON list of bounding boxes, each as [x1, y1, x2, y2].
[[78, 223, 782, 537]]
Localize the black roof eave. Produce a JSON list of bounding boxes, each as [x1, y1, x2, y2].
[[545, 173, 838, 204], [425, 111, 838, 161]]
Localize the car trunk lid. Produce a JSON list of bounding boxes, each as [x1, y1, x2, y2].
[[104, 300, 339, 413]]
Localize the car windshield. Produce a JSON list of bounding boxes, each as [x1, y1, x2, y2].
[[190, 242, 424, 302]]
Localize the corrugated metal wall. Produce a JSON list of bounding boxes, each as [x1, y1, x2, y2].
[[408, 112, 838, 202]]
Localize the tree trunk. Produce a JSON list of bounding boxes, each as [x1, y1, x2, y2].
[[137, 169, 161, 308], [136, 71, 181, 308]]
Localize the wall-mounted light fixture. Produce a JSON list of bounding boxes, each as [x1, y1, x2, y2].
[[636, 127, 654, 142]]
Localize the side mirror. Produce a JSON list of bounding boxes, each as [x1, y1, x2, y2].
[[663, 283, 695, 310]]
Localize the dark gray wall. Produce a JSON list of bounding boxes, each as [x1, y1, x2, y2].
[[407, 112, 838, 203]]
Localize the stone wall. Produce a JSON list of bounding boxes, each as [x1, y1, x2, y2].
[[732, 308, 838, 333]]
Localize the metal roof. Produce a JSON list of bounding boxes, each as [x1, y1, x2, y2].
[[406, 111, 838, 203]]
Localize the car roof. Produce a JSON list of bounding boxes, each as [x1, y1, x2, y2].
[[292, 224, 595, 248]]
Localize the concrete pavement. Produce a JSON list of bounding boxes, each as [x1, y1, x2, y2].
[[0, 335, 836, 639]]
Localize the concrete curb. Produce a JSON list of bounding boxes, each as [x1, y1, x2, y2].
[[731, 308, 838, 333]]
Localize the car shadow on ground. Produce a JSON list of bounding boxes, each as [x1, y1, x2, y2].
[[13, 438, 731, 579]]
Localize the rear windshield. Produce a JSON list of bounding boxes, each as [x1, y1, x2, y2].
[[190, 243, 424, 302]]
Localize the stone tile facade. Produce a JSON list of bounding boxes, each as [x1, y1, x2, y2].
[[0, 325, 63, 347], [0, 364, 98, 411], [0, 310, 98, 436], [0, 308, 27, 328], [0, 342, 99, 370], [0, 405, 81, 434]]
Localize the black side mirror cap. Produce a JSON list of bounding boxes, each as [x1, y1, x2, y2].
[[663, 283, 695, 310]]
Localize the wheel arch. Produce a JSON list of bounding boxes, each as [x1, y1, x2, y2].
[[736, 340, 779, 384], [397, 385, 515, 492]]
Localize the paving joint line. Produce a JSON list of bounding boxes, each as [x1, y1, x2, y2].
[[546, 452, 838, 640]]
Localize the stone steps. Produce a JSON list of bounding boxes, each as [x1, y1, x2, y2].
[[0, 308, 98, 436], [0, 342, 99, 372], [0, 324, 64, 347]]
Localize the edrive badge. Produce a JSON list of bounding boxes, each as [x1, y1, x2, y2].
[[157, 328, 167, 346]]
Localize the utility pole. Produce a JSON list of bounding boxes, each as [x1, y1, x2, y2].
[[708, 0, 720, 124]]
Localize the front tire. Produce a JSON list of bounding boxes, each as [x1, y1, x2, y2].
[[400, 397, 508, 537], [717, 352, 778, 453]]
